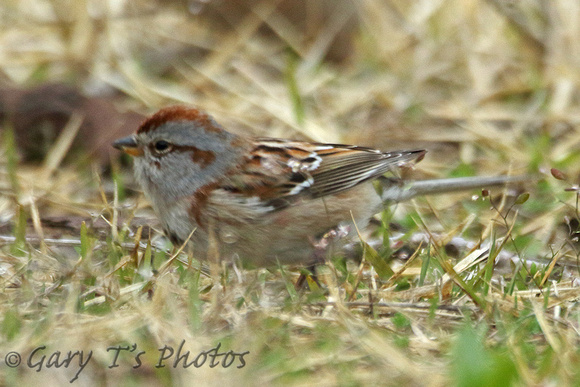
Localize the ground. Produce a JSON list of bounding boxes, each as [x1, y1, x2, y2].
[[1, 1, 580, 386]]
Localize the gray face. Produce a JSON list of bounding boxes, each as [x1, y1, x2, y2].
[[132, 120, 243, 207]]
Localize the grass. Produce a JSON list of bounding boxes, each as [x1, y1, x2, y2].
[[2, 1, 580, 386]]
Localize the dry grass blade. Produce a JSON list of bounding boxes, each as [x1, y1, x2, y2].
[[41, 112, 84, 179]]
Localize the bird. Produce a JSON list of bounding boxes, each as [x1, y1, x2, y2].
[[113, 106, 530, 268]]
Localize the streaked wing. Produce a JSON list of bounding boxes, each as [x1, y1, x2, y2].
[[220, 138, 425, 210], [304, 145, 425, 198]]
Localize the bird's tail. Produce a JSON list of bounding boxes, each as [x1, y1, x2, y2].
[[380, 174, 535, 203]]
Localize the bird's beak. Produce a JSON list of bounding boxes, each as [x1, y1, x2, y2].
[[112, 135, 144, 157]]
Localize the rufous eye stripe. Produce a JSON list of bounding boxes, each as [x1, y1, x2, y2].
[[162, 144, 216, 168]]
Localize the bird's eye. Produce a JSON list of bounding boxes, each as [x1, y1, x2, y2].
[[153, 140, 171, 154]]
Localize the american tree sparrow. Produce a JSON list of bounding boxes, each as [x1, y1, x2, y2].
[[113, 107, 528, 267]]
